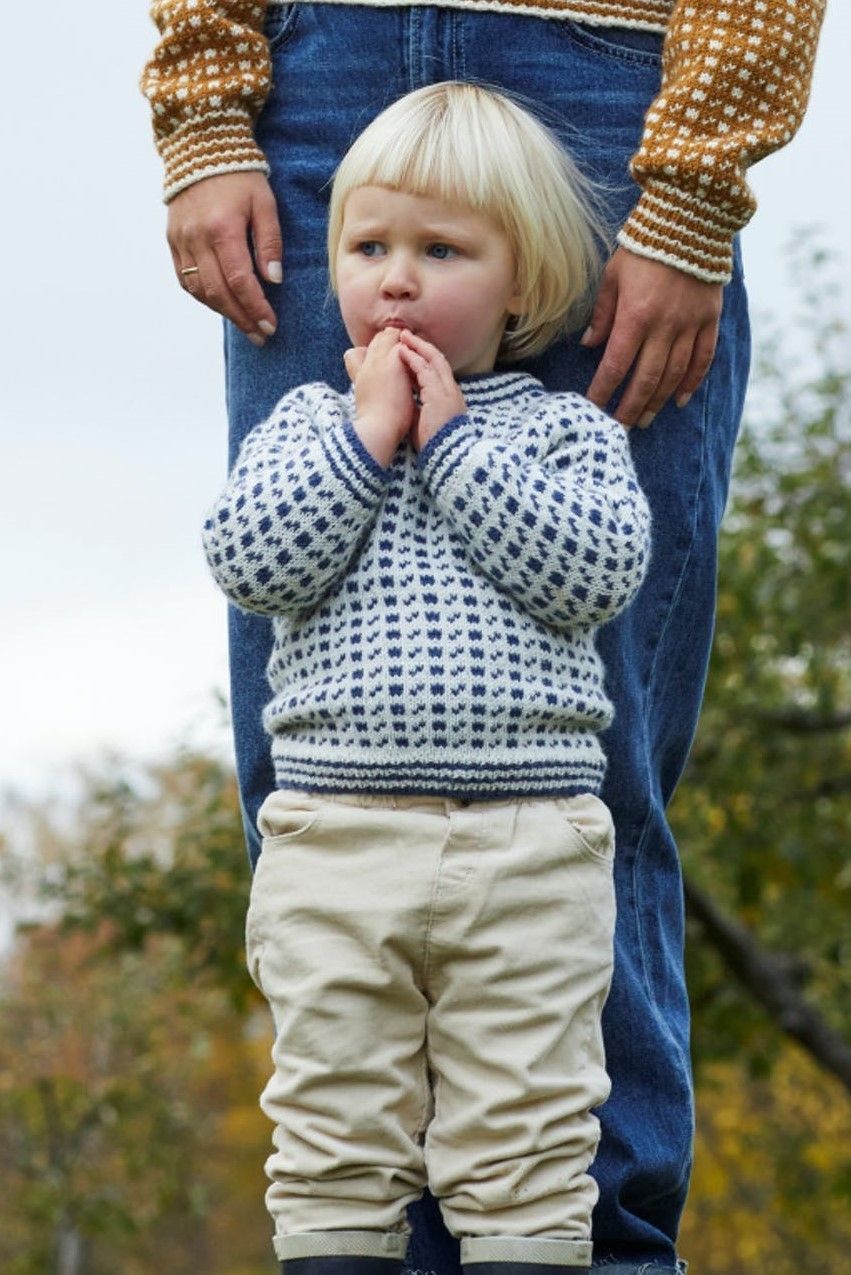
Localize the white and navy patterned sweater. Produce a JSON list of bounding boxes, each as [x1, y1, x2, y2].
[[203, 371, 651, 798]]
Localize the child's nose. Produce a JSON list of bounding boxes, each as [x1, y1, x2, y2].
[[380, 255, 419, 299]]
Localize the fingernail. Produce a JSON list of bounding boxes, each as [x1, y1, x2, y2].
[[248, 333, 265, 348], [676, 392, 692, 409], [258, 320, 276, 336], [268, 261, 283, 284], [638, 411, 655, 428], [579, 327, 593, 346]]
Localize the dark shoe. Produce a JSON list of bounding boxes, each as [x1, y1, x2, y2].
[[280, 1259, 404, 1274], [462, 1266, 591, 1274]]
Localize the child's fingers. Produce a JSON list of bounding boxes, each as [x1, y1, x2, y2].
[[397, 344, 436, 386], [343, 346, 368, 381], [399, 329, 446, 364], [370, 327, 401, 349], [399, 331, 460, 392], [399, 347, 458, 406]]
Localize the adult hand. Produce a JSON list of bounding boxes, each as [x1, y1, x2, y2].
[[582, 247, 723, 428], [167, 171, 283, 347]]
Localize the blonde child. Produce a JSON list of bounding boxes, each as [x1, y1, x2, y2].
[[203, 83, 651, 1275]]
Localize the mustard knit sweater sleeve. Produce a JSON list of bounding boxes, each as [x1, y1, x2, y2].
[[617, 0, 827, 282], [140, 0, 827, 284], [140, 1, 273, 201]]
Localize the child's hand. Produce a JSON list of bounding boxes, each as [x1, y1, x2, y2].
[[342, 345, 368, 382], [345, 329, 417, 468], [397, 331, 468, 452]]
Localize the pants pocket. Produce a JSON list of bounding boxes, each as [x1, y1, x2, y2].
[[257, 789, 323, 844], [554, 793, 616, 865]]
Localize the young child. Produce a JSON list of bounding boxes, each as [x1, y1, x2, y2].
[[203, 83, 651, 1275]]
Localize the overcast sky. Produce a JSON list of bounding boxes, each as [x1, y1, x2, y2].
[[1, 3, 849, 800]]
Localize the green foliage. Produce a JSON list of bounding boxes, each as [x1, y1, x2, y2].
[[672, 233, 851, 1075], [35, 751, 256, 1013]]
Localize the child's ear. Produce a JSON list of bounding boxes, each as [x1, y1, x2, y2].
[[506, 283, 525, 317]]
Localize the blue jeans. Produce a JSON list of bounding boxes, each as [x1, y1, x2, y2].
[[224, 6, 750, 1271]]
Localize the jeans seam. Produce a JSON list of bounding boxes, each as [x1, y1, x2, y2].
[[632, 370, 711, 1007], [452, 8, 464, 81], [405, 7, 418, 94]]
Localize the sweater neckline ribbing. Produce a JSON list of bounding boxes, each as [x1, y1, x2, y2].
[[455, 370, 544, 408]]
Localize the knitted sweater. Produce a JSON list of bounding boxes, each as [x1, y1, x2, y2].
[[202, 372, 651, 798], [141, 0, 826, 284]]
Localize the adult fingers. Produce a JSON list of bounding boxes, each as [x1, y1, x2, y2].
[[632, 330, 698, 427], [579, 263, 618, 350], [250, 182, 284, 285], [171, 241, 202, 298], [166, 173, 280, 342], [609, 330, 675, 427], [209, 228, 278, 340], [673, 323, 719, 410], [585, 308, 666, 422], [192, 248, 266, 346]]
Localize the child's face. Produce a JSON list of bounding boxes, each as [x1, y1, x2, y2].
[[335, 186, 523, 376]]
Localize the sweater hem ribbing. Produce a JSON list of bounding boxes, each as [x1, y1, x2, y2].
[[265, 0, 670, 34], [272, 755, 607, 797]]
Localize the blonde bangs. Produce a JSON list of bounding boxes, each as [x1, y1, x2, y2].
[[328, 83, 613, 361]]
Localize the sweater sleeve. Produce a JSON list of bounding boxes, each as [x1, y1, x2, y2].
[[202, 387, 391, 616], [140, 1, 273, 203], [415, 398, 652, 633], [619, 0, 827, 284]]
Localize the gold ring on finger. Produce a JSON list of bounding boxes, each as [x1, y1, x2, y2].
[[181, 266, 200, 276]]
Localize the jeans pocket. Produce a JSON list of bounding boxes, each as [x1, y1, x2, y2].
[[263, 1, 301, 51], [562, 19, 664, 68]]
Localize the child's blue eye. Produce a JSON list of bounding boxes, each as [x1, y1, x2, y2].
[[358, 241, 384, 257], [428, 243, 456, 260]]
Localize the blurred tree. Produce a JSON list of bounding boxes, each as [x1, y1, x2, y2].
[[678, 1044, 851, 1273], [672, 231, 851, 1088], [0, 758, 275, 1275]]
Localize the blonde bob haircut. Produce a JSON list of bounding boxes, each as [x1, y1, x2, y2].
[[327, 81, 612, 363]]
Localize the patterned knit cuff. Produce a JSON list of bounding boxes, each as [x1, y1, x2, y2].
[[334, 422, 393, 500], [336, 423, 395, 492], [414, 414, 477, 488], [159, 112, 271, 203], [618, 178, 743, 285]]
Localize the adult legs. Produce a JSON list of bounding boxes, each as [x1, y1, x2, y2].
[[225, 6, 751, 1271]]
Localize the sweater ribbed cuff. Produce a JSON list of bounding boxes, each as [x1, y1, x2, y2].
[[159, 112, 270, 203], [618, 178, 747, 284], [415, 414, 477, 489], [336, 423, 395, 492], [329, 422, 393, 506]]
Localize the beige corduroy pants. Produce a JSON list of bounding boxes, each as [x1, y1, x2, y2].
[[247, 787, 616, 1268]]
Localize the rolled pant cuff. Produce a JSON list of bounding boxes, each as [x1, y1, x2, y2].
[[273, 1230, 409, 1262], [461, 1236, 593, 1266], [590, 1266, 687, 1274]]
